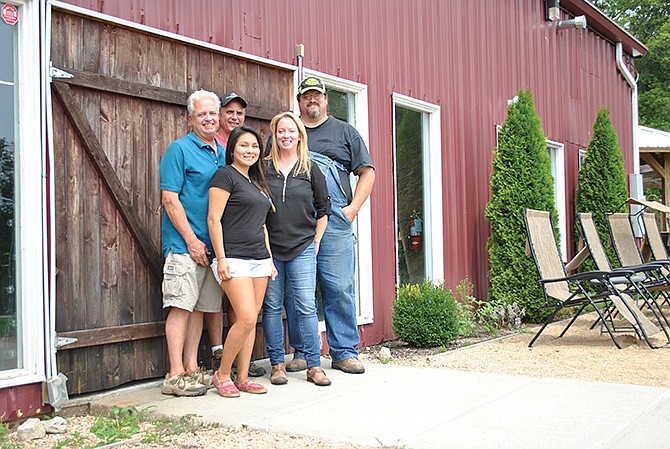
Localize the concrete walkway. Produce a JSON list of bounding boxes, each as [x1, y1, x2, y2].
[[84, 358, 670, 449]]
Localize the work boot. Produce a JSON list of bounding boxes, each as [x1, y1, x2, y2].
[[285, 357, 307, 372], [270, 363, 288, 385], [331, 357, 365, 374], [306, 367, 331, 386]]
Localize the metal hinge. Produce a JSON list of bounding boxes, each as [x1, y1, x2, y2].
[[49, 62, 73, 82], [55, 336, 77, 349]]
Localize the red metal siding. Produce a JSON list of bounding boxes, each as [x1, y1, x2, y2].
[[58, 0, 638, 345], [0, 383, 50, 422]]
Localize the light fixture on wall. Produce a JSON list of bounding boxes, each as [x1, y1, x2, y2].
[[557, 15, 587, 30], [545, 0, 560, 21]]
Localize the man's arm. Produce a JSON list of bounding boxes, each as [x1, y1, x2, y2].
[[162, 190, 209, 266], [342, 166, 375, 223]]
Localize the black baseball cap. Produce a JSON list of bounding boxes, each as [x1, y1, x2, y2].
[[220, 92, 247, 108], [298, 77, 326, 95]]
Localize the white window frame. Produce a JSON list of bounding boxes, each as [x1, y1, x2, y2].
[[0, 0, 47, 388], [300, 69, 374, 326], [578, 149, 587, 169], [392, 93, 444, 284], [547, 139, 567, 260]]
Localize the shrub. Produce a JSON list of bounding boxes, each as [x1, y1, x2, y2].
[[392, 281, 460, 348], [485, 89, 557, 322], [576, 107, 629, 270]]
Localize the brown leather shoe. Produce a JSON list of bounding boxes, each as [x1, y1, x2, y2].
[[306, 367, 331, 386], [331, 357, 365, 374], [285, 357, 308, 372], [270, 363, 288, 385]]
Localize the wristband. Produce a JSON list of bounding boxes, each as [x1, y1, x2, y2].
[[215, 256, 226, 262]]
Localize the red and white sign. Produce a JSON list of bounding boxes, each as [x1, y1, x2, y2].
[[1, 4, 19, 26]]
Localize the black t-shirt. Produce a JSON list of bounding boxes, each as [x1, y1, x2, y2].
[[209, 165, 271, 260], [304, 116, 374, 202], [265, 161, 331, 261]]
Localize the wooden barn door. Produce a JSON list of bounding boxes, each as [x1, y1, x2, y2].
[[50, 8, 291, 395]]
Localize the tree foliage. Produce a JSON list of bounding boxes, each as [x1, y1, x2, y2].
[[485, 89, 557, 323], [592, 0, 670, 131], [576, 108, 629, 268]]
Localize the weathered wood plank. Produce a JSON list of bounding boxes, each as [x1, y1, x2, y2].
[[52, 82, 163, 283], [55, 66, 280, 121], [53, 98, 72, 333], [57, 322, 166, 350], [57, 67, 188, 107]]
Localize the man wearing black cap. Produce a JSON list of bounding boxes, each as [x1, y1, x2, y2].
[[215, 92, 247, 149], [207, 91, 266, 378], [286, 76, 375, 374]]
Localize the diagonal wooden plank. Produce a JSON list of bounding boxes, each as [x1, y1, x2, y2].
[[641, 153, 665, 178], [52, 81, 163, 283]]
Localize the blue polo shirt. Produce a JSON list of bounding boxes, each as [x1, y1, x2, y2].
[[160, 131, 225, 257]]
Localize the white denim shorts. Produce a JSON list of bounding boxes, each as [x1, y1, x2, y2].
[[162, 251, 222, 313], [210, 257, 273, 284]]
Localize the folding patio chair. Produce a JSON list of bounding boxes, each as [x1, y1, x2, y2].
[[577, 213, 670, 333], [641, 212, 670, 265], [523, 208, 660, 349], [606, 213, 655, 268], [640, 212, 670, 310]]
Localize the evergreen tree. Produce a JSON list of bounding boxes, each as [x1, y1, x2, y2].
[[576, 108, 629, 268], [485, 89, 557, 322]]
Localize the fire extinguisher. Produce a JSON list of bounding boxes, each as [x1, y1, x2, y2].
[[409, 213, 423, 250]]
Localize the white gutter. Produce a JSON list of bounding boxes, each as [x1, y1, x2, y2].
[[616, 42, 639, 176]]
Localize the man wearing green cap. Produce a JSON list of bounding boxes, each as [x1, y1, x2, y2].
[[285, 76, 375, 374]]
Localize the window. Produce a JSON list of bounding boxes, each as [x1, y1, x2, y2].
[[301, 70, 374, 325], [578, 149, 587, 168], [0, 0, 47, 387], [0, 2, 18, 372], [547, 140, 566, 260], [393, 94, 443, 285]]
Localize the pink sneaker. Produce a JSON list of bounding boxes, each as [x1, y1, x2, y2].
[[212, 371, 240, 398], [234, 379, 267, 394]]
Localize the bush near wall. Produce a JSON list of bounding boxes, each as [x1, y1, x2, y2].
[[576, 107, 629, 270], [485, 89, 558, 323], [392, 282, 460, 348]]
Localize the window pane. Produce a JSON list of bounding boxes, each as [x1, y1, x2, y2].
[[0, 4, 17, 371], [326, 89, 352, 124], [395, 105, 425, 284]]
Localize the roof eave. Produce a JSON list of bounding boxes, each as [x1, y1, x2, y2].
[[561, 0, 647, 57]]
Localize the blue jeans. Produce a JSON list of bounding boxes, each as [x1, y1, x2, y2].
[[314, 207, 360, 362], [262, 243, 321, 367], [301, 152, 360, 363]]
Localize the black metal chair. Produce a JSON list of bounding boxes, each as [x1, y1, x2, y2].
[[523, 208, 660, 349]]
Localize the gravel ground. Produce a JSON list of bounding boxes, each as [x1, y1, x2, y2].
[[8, 312, 669, 448], [11, 414, 381, 449]]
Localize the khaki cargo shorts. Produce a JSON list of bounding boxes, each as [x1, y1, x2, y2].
[[162, 251, 222, 313]]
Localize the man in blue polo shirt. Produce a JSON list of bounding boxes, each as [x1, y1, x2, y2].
[[160, 89, 225, 396]]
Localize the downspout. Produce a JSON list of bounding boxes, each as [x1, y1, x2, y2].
[[616, 42, 643, 237], [615, 42, 639, 177]]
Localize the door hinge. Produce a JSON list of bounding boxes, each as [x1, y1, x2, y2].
[[55, 336, 77, 349], [49, 62, 73, 82]]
